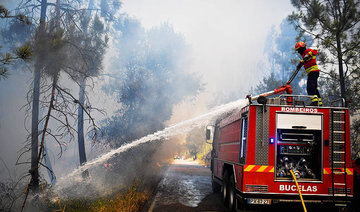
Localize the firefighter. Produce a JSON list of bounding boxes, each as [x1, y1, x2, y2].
[[295, 41, 323, 106]]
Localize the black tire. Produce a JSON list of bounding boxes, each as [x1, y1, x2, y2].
[[222, 170, 229, 206], [228, 174, 236, 211], [212, 174, 221, 193]]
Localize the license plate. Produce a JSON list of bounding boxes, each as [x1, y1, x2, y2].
[[247, 198, 271, 205]]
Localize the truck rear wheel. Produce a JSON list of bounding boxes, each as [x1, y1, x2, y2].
[[212, 174, 221, 193], [222, 171, 229, 206]]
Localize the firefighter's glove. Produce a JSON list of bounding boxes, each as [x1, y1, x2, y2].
[[296, 61, 303, 70]]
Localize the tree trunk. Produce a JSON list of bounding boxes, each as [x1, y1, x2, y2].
[[30, 68, 40, 189], [37, 77, 58, 169], [76, 0, 95, 167], [75, 0, 94, 179], [30, 0, 47, 190], [336, 36, 346, 103], [23, 76, 56, 212], [77, 77, 87, 166]]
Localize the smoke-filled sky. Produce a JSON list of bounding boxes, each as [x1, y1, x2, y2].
[[121, 0, 294, 95], [0, 0, 296, 182]]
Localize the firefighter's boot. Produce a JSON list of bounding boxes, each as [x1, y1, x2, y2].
[[309, 96, 322, 106]]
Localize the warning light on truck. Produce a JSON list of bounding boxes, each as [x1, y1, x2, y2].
[[270, 138, 275, 144]]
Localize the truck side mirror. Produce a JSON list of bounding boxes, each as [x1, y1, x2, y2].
[[206, 129, 211, 140]]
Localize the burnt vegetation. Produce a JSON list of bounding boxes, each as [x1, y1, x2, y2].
[[1, 0, 201, 211]]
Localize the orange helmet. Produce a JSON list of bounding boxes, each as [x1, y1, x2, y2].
[[295, 41, 306, 50]]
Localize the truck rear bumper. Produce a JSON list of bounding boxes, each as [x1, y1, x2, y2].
[[236, 191, 353, 205]]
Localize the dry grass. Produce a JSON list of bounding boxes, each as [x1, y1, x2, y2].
[[57, 182, 149, 212], [90, 182, 149, 212]]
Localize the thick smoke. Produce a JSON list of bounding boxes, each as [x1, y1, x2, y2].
[[0, 0, 295, 210], [122, 0, 294, 99], [101, 18, 202, 149]]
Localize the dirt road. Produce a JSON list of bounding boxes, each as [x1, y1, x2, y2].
[[146, 159, 228, 212], [143, 159, 351, 212]]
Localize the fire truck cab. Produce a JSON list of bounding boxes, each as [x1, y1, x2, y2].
[[207, 96, 353, 211]]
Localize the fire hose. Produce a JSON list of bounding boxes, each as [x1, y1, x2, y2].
[[290, 170, 307, 212], [249, 66, 301, 104]]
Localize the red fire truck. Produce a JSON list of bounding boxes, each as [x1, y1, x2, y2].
[[207, 93, 353, 211]]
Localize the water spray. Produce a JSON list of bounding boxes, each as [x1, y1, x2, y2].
[[55, 98, 249, 191]]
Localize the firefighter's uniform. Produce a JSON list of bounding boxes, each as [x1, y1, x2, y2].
[[295, 42, 322, 106], [302, 49, 322, 106]]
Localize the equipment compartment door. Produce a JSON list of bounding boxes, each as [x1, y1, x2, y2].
[[275, 113, 323, 182]]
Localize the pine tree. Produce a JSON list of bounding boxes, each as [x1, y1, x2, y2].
[[289, 0, 360, 157], [0, 5, 32, 79], [289, 0, 360, 106]]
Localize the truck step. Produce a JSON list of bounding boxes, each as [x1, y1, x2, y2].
[[333, 194, 347, 197], [335, 203, 347, 207], [333, 171, 345, 174], [333, 151, 345, 154], [333, 131, 345, 134], [333, 183, 346, 186], [334, 141, 345, 144], [333, 121, 345, 124], [333, 161, 345, 164], [333, 111, 345, 114]]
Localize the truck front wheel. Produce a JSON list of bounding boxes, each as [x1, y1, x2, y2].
[[228, 174, 236, 211], [222, 171, 229, 206]]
